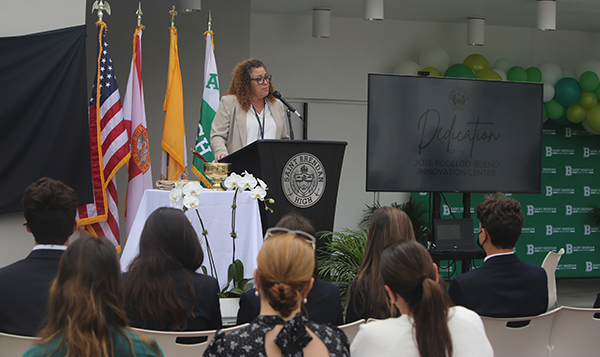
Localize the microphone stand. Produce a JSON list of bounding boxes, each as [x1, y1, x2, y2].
[[286, 109, 295, 140]]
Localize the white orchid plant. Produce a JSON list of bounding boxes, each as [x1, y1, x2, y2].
[[168, 181, 217, 280], [219, 170, 274, 297]]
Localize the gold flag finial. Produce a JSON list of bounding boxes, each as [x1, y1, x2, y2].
[[136, 2, 143, 27], [92, 0, 111, 22], [169, 5, 178, 28]]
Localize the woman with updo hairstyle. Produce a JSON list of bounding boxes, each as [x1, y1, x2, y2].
[[351, 240, 492, 357], [24, 236, 162, 357], [204, 230, 350, 357], [210, 58, 289, 161], [123, 207, 221, 336], [346, 206, 415, 323]]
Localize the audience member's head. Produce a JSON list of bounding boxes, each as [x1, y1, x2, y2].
[[38, 236, 159, 356], [476, 193, 523, 250], [256, 231, 315, 318], [22, 177, 78, 245], [380, 240, 453, 357], [275, 212, 316, 237], [352, 206, 415, 319], [125, 207, 204, 330]]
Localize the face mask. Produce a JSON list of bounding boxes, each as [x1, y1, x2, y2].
[[477, 229, 485, 250]]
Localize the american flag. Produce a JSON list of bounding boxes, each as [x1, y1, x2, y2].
[[77, 22, 130, 250]]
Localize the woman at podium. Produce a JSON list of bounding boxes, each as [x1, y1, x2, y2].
[[211, 58, 289, 161]]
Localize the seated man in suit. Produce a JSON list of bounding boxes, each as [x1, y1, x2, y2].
[[237, 212, 344, 326], [0, 177, 78, 336], [448, 194, 548, 318]]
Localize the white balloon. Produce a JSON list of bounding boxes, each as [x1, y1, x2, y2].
[[543, 114, 549, 123], [543, 83, 555, 103], [419, 47, 450, 73], [493, 69, 507, 81], [493, 58, 511, 73], [393, 61, 421, 75], [582, 119, 600, 135], [538, 62, 562, 86], [562, 68, 576, 79], [576, 59, 600, 79]]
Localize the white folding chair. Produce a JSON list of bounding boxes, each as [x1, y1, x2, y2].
[[339, 319, 365, 344], [480, 308, 560, 357], [551, 306, 600, 357], [132, 328, 216, 357], [0, 331, 40, 356], [541, 248, 565, 310], [221, 323, 249, 335]]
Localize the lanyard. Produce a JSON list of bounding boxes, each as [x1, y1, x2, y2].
[[252, 98, 266, 140]]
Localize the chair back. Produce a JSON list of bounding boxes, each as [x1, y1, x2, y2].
[[339, 319, 365, 344], [131, 328, 216, 357], [552, 307, 600, 356], [541, 248, 565, 310], [480, 308, 560, 357], [0, 332, 40, 356], [221, 323, 249, 335]]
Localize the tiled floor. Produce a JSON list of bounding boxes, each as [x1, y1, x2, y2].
[[556, 278, 600, 308]]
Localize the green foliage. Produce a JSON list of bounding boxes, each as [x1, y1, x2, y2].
[[317, 227, 367, 305], [219, 259, 252, 298]]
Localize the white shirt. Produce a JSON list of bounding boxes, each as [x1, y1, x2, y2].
[[32, 244, 68, 251], [246, 103, 277, 145], [351, 306, 493, 357]]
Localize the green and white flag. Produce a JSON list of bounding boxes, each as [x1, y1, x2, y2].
[[192, 30, 220, 187]]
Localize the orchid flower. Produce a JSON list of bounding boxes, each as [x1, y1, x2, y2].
[[169, 185, 183, 205], [257, 177, 268, 190], [183, 195, 200, 211], [248, 186, 267, 201], [224, 172, 243, 191], [238, 175, 257, 191], [183, 181, 203, 197]]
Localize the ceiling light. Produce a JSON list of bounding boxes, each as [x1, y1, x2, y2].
[[312, 7, 331, 38], [467, 16, 485, 46], [364, 0, 384, 21], [537, 0, 556, 31]]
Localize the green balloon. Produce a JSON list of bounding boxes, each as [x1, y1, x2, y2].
[[526, 67, 542, 82], [463, 54, 490, 74], [444, 64, 475, 78], [475, 69, 502, 81], [566, 104, 587, 123], [579, 91, 598, 110], [579, 71, 600, 92], [421, 66, 443, 77], [595, 83, 600, 99], [555, 77, 582, 106], [553, 110, 570, 126], [507, 66, 528, 81], [545, 99, 564, 120]]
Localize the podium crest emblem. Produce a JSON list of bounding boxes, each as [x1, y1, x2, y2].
[[282, 153, 326, 208]]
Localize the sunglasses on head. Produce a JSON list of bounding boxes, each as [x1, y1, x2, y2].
[[264, 227, 316, 250]]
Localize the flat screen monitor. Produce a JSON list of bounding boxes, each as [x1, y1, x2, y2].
[[366, 74, 543, 193]]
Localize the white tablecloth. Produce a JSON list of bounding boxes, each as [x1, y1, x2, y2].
[[120, 189, 263, 289]]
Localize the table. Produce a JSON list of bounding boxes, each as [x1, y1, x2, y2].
[[429, 249, 486, 274], [120, 189, 263, 289]]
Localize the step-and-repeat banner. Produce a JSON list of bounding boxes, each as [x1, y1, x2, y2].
[[412, 120, 600, 278]]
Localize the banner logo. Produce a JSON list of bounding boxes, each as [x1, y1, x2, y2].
[[282, 153, 326, 208], [448, 87, 469, 111], [132, 124, 150, 173]]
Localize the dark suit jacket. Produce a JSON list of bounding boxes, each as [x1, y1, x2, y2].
[[448, 253, 548, 318], [0, 249, 64, 336], [236, 279, 344, 325]]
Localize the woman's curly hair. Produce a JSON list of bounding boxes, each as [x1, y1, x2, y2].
[[225, 58, 275, 112]]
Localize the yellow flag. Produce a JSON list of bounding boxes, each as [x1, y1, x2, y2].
[[161, 27, 186, 180]]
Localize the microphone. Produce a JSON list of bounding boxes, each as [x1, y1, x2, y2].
[[273, 91, 303, 119]]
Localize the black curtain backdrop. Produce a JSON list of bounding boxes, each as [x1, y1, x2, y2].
[[0, 25, 92, 214]]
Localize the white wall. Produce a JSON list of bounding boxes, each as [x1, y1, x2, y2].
[[2, 4, 600, 267]]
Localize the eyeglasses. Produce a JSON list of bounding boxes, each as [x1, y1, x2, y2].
[[264, 227, 316, 250], [250, 74, 272, 85]]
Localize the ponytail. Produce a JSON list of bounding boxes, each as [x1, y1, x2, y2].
[[380, 241, 454, 357]]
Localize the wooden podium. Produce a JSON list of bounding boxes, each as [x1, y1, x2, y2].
[[221, 140, 347, 234]]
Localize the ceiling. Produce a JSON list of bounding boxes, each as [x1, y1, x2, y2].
[[251, 0, 600, 33]]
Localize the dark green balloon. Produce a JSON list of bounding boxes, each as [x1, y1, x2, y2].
[[444, 64, 475, 78], [507, 66, 528, 81], [554, 77, 581, 106], [579, 71, 599, 92], [526, 67, 542, 82]]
